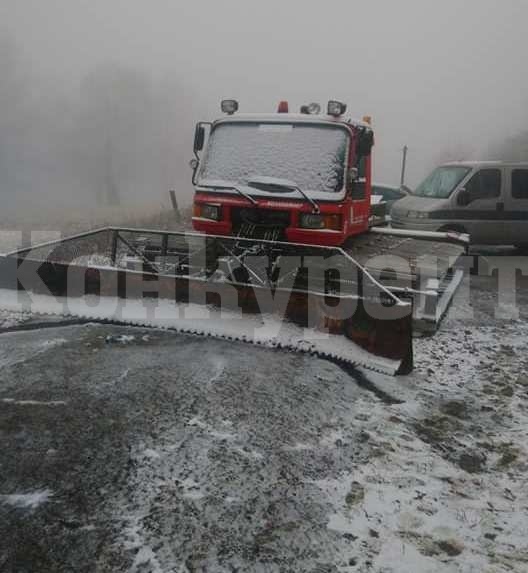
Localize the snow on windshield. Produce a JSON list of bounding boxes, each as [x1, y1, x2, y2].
[[199, 123, 348, 193]]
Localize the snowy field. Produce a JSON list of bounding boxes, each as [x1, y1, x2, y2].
[[0, 268, 527, 572]]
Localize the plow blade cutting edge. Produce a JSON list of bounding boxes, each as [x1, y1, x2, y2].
[[0, 228, 413, 375]]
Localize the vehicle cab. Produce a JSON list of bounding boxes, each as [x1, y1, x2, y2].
[[191, 100, 375, 246], [391, 161, 528, 246]]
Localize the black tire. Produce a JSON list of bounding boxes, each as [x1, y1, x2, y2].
[[515, 243, 528, 254]]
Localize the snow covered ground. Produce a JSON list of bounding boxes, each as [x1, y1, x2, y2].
[[317, 312, 528, 572], [0, 254, 527, 571]]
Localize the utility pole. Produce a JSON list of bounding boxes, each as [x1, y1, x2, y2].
[[400, 145, 408, 187], [169, 190, 181, 223]]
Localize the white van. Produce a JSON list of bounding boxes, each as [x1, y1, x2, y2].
[[391, 161, 528, 246]]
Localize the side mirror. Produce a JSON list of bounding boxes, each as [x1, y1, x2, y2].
[[194, 123, 206, 153], [457, 188, 470, 206], [357, 129, 374, 156]]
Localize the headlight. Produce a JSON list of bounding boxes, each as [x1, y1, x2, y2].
[[300, 213, 324, 229], [407, 210, 429, 219], [327, 100, 347, 117], [221, 99, 239, 114], [194, 203, 221, 221], [299, 213, 342, 230]]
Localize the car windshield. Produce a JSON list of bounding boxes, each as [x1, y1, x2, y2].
[[199, 122, 348, 194], [413, 166, 471, 198]]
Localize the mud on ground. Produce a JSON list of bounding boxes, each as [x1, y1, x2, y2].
[[0, 232, 527, 571]]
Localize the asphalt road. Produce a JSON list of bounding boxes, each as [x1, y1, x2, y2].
[[1, 253, 528, 572], [0, 325, 377, 572]]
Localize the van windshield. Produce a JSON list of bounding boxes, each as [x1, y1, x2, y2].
[[413, 166, 471, 199], [199, 122, 348, 194]]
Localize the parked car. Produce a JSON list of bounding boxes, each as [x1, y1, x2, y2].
[[371, 183, 409, 213], [391, 161, 528, 246]]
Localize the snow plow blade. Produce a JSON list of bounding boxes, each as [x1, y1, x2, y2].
[[0, 228, 413, 375]]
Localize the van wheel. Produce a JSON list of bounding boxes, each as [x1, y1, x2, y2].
[[515, 243, 528, 254]]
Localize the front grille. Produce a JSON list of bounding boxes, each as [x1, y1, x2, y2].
[[231, 207, 291, 240]]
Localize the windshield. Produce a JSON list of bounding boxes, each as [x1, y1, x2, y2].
[[199, 122, 348, 194], [413, 166, 471, 198]]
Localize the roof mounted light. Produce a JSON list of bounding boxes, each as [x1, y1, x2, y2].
[[221, 99, 239, 115], [300, 102, 321, 115], [277, 100, 289, 113], [327, 100, 347, 117]]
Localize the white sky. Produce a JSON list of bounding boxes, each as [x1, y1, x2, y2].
[[1, 0, 527, 187]]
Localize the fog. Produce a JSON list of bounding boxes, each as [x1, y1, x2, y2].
[[1, 0, 527, 214]]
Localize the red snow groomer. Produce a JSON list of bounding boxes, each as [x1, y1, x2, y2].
[[190, 99, 468, 321], [191, 100, 374, 246]]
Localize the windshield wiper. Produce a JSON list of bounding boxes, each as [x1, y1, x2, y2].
[[289, 185, 321, 214], [200, 183, 258, 206], [246, 176, 320, 214]]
